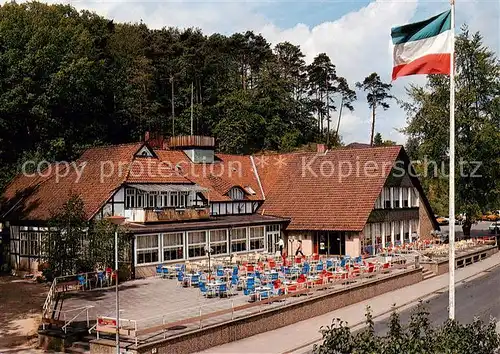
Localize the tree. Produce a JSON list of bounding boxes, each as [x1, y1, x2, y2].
[[308, 53, 337, 144], [87, 219, 130, 273], [374, 132, 383, 146], [374, 132, 397, 146], [334, 77, 356, 140], [402, 27, 500, 236], [44, 194, 88, 277], [313, 304, 500, 354], [356, 73, 393, 146]]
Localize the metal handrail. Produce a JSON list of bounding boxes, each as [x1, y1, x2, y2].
[[61, 305, 94, 333], [42, 277, 57, 320]]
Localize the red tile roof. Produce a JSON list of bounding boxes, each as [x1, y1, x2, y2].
[[2, 143, 143, 221], [257, 146, 403, 231], [2, 143, 264, 221]]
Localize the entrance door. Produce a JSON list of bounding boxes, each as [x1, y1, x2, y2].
[[265, 225, 281, 255], [266, 231, 279, 254]]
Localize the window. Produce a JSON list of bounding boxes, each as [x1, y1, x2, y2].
[[29, 232, 40, 257], [402, 188, 409, 207], [393, 187, 400, 208], [126, 188, 136, 208], [249, 226, 264, 250], [161, 191, 169, 207], [179, 192, 189, 208], [170, 192, 179, 208], [210, 229, 228, 255], [136, 191, 144, 208], [393, 221, 401, 244], [136, 234, 159, 265], [188, 231, 206, 258], [374, 193, 383, 209], [228, 187, 245, 200], [411, 188, 419, 207], [266, 224, 280, 232], [383, 188, 391, 209], [20, 232, 28, 255], [148, 191, 158, 208], [411, 219, 419, 237], [163, 233, 184, 261], [363, 224, 372, 249], [231, 228, 247, 252], [403, 220, 410, 242], [384, 222, 391, 246]]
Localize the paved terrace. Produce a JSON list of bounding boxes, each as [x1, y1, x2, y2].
[[58, 261, 416, 344]]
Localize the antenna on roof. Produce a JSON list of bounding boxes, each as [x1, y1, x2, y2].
[[190, 82, 194, 135], [170, 76, 175, 136]]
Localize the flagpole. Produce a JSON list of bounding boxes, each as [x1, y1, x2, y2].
[[448, 0, 456, 321]]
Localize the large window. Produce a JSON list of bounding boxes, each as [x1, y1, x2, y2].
[[384, 222, 391, 246], [393, 221, 401, 244], [125, 188, 193, 209], [20, 232, 28, 255], [411, 188, 419, 207], [402, 188, 409, 207], [393, 187, 400, 208], [249, 226, 264, 250], [188, 231, 206, 258], [210, 229, 228, 255], [163, 233, 184, 261], [411, 219, 419, 237], [230, 228, 247, 252], [403, 220, 410, 242], [383, 188, 391, 209], [136, 234, 159, 265]]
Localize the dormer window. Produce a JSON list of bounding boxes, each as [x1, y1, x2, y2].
[[228, 187, 245, 200], [134, 145, 156, 158]]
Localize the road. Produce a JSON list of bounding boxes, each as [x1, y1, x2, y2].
[[372, 264, 500, 335], [440, 220, 497, 239]]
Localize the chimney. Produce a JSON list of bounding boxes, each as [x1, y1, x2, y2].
[[144, 131, 165, 149], [317, 143, 326, 154], [168, 135, 215, 163]]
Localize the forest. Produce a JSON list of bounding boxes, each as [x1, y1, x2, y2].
[[0, 1, 371, 187], [0, 2, 498, 220]]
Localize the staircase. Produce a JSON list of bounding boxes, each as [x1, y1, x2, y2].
[[422, 268, 436, 280]]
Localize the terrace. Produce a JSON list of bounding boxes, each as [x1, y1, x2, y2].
[[46, 252, 418, 348]]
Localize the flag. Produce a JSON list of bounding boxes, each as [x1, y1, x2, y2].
[[391, 10, 452, 80]]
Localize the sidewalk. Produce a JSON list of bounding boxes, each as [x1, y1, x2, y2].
[[199, 252, 500, 354]]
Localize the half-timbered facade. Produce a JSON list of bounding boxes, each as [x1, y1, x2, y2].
[[1, 134, 438, 276]]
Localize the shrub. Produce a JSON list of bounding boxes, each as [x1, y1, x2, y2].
[[314, 303, 500, 354]]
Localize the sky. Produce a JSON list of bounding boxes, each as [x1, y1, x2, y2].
[[6, 0, 500, 145]]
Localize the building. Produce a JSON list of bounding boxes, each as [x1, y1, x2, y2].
[[1, 134, 438, 277]]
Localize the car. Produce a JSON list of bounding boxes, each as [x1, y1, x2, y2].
[[436, 216, 449, 225], [489, 222, 500, 234]]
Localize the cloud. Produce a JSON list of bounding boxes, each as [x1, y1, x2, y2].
[[3, 0, 498, 145], [258, 0, 419, 144]]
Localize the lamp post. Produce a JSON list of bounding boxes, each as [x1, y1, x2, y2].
[[106, 216, 126, 354]]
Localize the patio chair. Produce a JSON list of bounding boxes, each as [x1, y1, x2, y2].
[[218, 283, 228, 298], [216, 268, 224, 277], [156, 265, 163, 277], [162, 267, 169, 278], [177, 271, 184, 286], [199, 282, 208, 296], [191, 274, 200, 287]]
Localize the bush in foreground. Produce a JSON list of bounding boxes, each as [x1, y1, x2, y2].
[[314, 303, 500, 354]]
